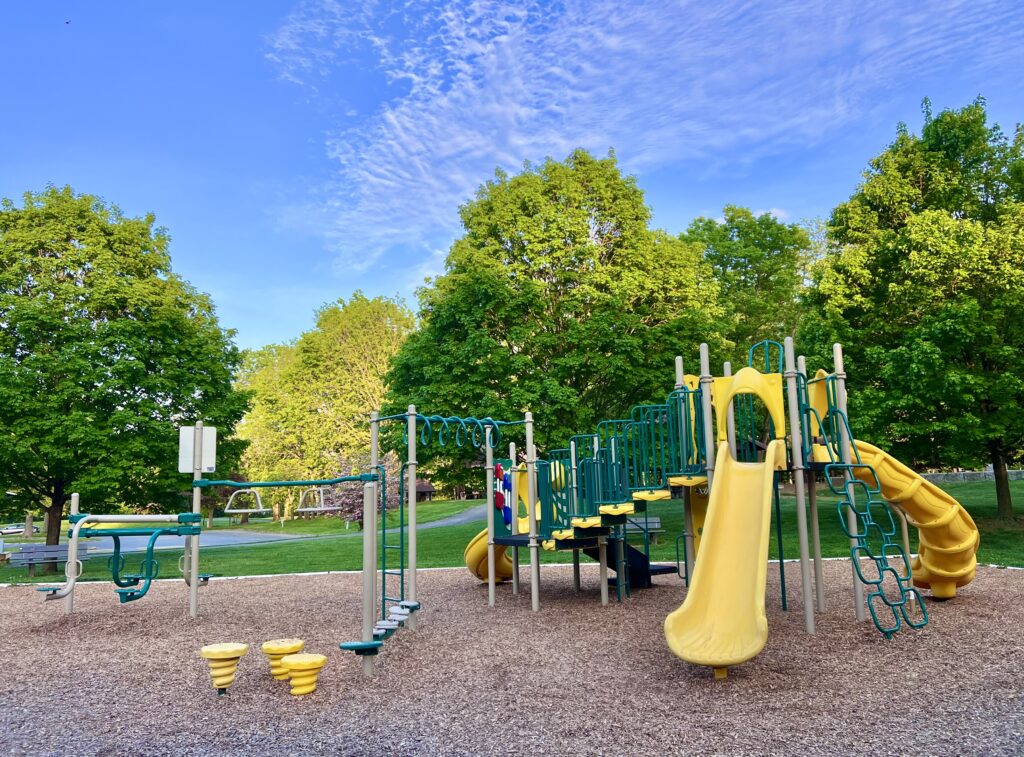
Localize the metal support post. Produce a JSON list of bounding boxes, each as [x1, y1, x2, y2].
[[598, 537, 609, 606], [834, 344, 866, 621], [188, 421, 202, 618], [525, 412, 540, 612], [784, 337, 815, 634], [64, 493, 80, 614], [676, 356, 696, 585], [509, 442, 520, 595], [724, 361, 737, 457], [699, 344, 717, 489], [485, 427, 496, 607], [360, 481, 376, 677], [406, 405, 418, 629], [569, 438, 581, 591], [798, 355, 826, 612]]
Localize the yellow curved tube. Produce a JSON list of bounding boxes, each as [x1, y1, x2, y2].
[[852, 440, 979, 599], [463, 528, 514, 582]]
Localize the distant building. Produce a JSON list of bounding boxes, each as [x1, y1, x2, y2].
[[415, 479, 436, 502]]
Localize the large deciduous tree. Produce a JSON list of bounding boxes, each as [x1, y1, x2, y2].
[[802, 99, 1024, 518], [0, 186, 249, 544], [386, 150, 723, 487], [237, 294, 414, 516], [682, 205, 810, 364]]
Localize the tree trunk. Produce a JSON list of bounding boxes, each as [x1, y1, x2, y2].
[[989, 443, 1014, 519], [43, 482, 67, 575]]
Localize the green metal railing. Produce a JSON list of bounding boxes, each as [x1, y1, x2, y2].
[[666, 386, 706, 479]]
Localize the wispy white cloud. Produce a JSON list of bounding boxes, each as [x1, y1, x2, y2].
[[267, 0, 1024, 273]]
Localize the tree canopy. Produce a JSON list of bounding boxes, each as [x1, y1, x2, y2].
[[386, 150, 724, 487], [802, 99, 1024, 517], [682, 205, 810, 365], [0, 187, 249, 540], [237, 293, 414, 515]]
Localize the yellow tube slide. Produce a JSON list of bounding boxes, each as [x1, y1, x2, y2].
[[852, 440, 979, 599], [664, 440, 785, 677], [464, 528, 514, 582]]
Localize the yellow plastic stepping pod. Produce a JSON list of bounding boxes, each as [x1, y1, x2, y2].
[[282, 653, 328, 696], [200, 642, 249, 695], [261, 638, 305, 680]]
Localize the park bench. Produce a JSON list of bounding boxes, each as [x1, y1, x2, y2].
[[624, 516, 664, 545], [8, 544, 91, 577]]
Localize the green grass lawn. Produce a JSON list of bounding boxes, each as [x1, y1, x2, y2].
[[2, 499, 482, 543], [2, 483, 1020, 585]]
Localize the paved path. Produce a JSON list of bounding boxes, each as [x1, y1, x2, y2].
[[71, 529, 298, 554]]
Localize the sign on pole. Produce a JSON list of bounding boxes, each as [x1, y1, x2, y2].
[[178, 426, 217, 473]]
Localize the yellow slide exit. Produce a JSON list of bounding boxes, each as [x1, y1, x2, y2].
[[663, 439, 785, 676]]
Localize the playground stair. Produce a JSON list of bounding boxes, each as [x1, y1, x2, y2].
[[583, 539, 674, 590]]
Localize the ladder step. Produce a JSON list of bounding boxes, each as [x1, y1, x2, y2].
[[398, 600, 421, 610], [382, 570, 403, 577], [383, 544, 402, 550], [375, 620, 399, 629], [383, 595, 403, 603]]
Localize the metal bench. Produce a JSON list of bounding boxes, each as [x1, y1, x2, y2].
[[624, 516, 664, 545], [9, 544, 91, 577]]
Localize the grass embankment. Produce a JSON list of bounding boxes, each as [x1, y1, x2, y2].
[[2, 483, 1021, 584]]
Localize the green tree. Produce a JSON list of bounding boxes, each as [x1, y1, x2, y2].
[[237, 294, 414, 513], [386, 150, 723, 487], [0, 186, 249, 546], [682, 206, 810, 365], [802, 99, 1024, 518]]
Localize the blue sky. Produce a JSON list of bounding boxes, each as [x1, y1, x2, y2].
[[2, 2, 1022, 350]]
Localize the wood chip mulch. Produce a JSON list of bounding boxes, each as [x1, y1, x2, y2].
[[1, 561, 1021, 756]]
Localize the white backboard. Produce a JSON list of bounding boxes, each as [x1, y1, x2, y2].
[[178, 426, 217, 474]]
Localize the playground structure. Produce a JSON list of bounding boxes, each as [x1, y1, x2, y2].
[[463, 337, 980, 678], [30, 343, 981, 684], [35, 491, 210, 613], [340, 407, 527, 676]]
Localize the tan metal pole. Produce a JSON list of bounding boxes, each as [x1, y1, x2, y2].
[[360, 480, 376, 677], [525, 412, 540, 612], [834, 344, 866, 622], [188, 422, 202, 618], [485, 427, 496, 607], [784, 337, 815, 634], [406, 405, 418, 629]]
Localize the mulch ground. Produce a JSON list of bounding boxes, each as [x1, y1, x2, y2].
[[1, 561, 1021, 756]]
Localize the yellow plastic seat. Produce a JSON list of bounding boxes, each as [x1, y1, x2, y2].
[[551, 528, 575, 540], [599, 503, 634, 516], [261, 638, 304, 680], [668, 475, 708, 487], [571, 516, 603, 529], [281, 653, 328, 696], [200, 642, 249, 694], [632, 489, 671, 502]]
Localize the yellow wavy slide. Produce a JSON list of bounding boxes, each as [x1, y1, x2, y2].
[[464, 528, 514, 582], [852, 440, 979, 599]]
